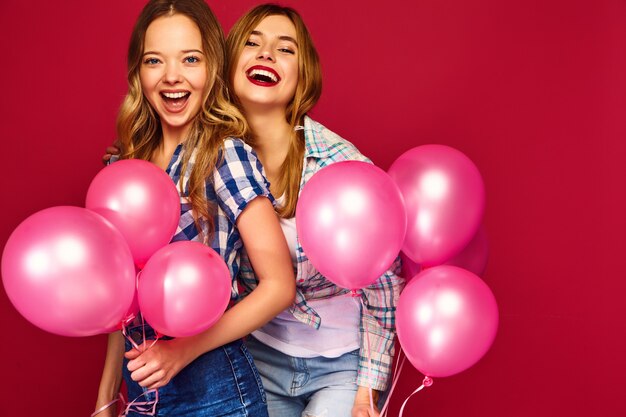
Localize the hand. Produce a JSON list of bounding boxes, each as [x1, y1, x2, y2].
[[352, 402, 380, 417], [102, 141, 121, 165], [352, 387, 380, 417], [125, 339, 194, 389]]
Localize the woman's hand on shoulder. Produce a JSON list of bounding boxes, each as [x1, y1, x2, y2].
[[102, 140, 122, 165]]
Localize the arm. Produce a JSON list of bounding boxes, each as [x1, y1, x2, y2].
[[352, 387, 380, 417], [352, 257, 404, 416], [125, 196, 295, 388], [94, 332, 125, 416]]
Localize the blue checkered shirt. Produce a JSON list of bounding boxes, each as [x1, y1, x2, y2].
[[170, 138, 274, 299], [114, 138, 273, 299], [239, 117, 404, 390]]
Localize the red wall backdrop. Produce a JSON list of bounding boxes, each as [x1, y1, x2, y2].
[[1, 1, 624, 416]]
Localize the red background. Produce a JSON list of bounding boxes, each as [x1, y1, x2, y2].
[[1, 1, 625, 416]]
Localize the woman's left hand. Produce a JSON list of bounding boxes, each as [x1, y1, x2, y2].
[[125, 339, 194, 389], [352, 387, 381, 417]]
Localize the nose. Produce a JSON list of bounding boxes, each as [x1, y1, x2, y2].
[[163, 62, 183, 84], [257, 48, 275, 62]]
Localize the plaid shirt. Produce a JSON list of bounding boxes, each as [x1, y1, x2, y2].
[[239, 117, 404, 391], [115, 138, 273, 299]]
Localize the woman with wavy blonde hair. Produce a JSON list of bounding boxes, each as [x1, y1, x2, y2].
[[226, 4, 404, 417], [94, 1, 295, 416]]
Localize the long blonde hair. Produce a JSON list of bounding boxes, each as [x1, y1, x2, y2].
[[226, 4, 322, 218], [117, 0, 247, 236]]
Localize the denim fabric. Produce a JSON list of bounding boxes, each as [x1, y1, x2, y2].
[[246, 336, 359, 417], [123, 325, 268, 417]]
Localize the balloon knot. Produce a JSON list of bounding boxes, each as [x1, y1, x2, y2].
[[423, 376, 433, 387]]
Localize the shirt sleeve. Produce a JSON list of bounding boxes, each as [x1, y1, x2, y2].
[[213, 138, 274, 225], [357, 256, 405, 391]]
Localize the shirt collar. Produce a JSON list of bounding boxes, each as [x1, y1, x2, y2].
[[302, 115, 331, 159]]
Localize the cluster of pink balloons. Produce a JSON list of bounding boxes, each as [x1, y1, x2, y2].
[[296, 145, 498, 381], [390, 145, 498, 380], [2, 160, 230, 338]]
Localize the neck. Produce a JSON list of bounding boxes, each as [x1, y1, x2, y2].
[[245, 107, 292, 160], [152, 123, 190, 170], [162, 123, 190, 147], [243, 107, 293, 189]]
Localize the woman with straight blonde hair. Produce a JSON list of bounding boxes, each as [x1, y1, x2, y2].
[[227, 5, 404, 417], [94, 1, 295, 416]]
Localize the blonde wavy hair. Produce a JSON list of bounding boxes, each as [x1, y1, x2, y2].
[[117, 0, 248, 237], [226, 4, 322, 218]]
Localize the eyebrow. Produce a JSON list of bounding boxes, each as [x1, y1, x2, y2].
[[142, 49, 204, 56], [250, 30, 298, 46]]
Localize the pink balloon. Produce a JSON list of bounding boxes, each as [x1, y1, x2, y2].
[[1, 206, 136, 336], [444, 225, 489, 276], [138, 241, 231, 337], [296, 161, 406, 290], [400, 252, 421, 281], [86, 159, 180, 268], [102, 270, 140, 333], [396, 265, 498, 378], [388, 145, 485, 266]]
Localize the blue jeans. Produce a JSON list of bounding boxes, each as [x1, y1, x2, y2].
[[123, 324, 268, 417], [245, 336, 359, 417]]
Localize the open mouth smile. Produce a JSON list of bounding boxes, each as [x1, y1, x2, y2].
[[246, 65, 281, 87], [160, 91, 190, 112]]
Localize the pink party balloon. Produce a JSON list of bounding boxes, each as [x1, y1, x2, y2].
[[388, 145, 485, 266], [1, 206, 136, 336], [396, 265, 498, 378], [138, 241, 231, 337], [86, 159, 180, 268], [444, 225, 489, 276], [296, 161, 406, 290], [102, 270, 140, 333]]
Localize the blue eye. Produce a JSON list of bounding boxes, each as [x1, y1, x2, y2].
[[184, 56, 200, 63], [245, 40, 258, 47], [144, 57, 160, 65], [278, 48, 295, 55]]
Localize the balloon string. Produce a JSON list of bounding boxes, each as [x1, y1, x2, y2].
[[91, 393, 124, 417], [121, 314, 161, 352], [398, 376, 433, 417], [120, 388, 159, 416], [379, 347, 406, 417]]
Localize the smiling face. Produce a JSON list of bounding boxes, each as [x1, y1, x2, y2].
[[232, 15, 299, 113], [140, 13, 208, 141]]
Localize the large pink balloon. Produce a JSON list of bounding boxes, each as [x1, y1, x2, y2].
[[138, 241, 231, 337], [396, 265, 498, 378], [296, 161, 406, 290], [388, 145, 485, 266], [86, 159, 180, 268], [1, 206, 136, 336], [444, 225, 489, 276]]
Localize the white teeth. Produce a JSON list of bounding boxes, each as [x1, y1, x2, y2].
[[162, 92, 189, 99], [248, 69, 278, 82]]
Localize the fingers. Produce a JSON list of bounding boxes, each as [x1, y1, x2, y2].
[[106, 146, 120, 154], [127, 360, 169, 389], [124, 346, 143, 360]]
